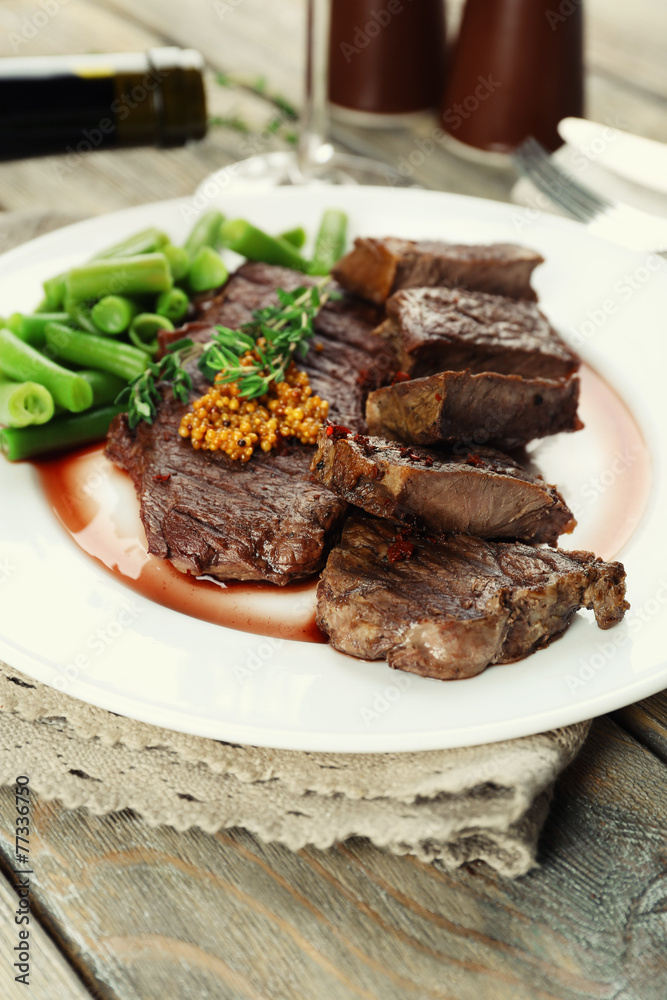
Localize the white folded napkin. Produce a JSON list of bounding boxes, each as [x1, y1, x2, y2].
[[511, 141, 667, 219]]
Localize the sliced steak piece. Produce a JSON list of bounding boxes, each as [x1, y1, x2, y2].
[[316, 514, 628, 680], [380, 286, 579, 380], [184, 261, 394, 430], [107, 263, 390, 585], [366, 370, 583, 450], [332, 237, 544, 305], [107, 409, 345, 585], [311, 428, 576, 545]]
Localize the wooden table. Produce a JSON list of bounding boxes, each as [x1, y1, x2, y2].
[[1, 2, 666, 997]]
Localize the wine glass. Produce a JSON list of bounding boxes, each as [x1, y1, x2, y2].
[[196, 0, 412, 195]]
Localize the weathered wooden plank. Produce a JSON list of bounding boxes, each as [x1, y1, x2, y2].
[[0, 0, 297, 214], [0, 716, 664, 1000], [612, 690, 667, 766], [0, 869, 95, 999]]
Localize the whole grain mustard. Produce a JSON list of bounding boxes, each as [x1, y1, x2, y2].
[[178, 349, 329, 462]]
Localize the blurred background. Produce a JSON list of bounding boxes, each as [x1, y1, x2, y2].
[[0, 0, 665, 214]]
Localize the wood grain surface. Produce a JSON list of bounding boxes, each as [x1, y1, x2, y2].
[[0, 870, 95, 999], [0, 718, 665, 1000], [0, 0, 666, 997]]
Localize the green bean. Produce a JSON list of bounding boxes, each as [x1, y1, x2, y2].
[[163, 243, 190, 282], [0, 404, 124, 461], [187, 247, 228, 293], [64, 298, 98, 334], [93, 227, 169, 260], [0, 375, 54, 427], [128, 313, 175, 357], [65, 253, 172, 302], [220, 219, 308, 271], [279, 226, 307, 249], [155, 288, 189, 324], [308, 209, 348, 276], [44, 322, 148, 382], [90, 296, 138, 335], [78, 369, 127, 407], [7, 312, 69, 347], [183, 210, 225, 257], [0, 328, 92, 412], [42, 273, 67, 310]]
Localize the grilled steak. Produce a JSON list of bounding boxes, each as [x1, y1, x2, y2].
[[366, 370, 583, 450], [380, 286, 579, 380], [311, 427, 576, 545], [316, 514, 628, 679], [106, 264, 392, 585], [332, 236, 544, 305]]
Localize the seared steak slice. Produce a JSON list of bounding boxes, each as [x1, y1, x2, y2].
[[381, 286, 579, 380], [107, 264, 390, 585], [332, 237, 543, 304], [311, 428, 576, 545], [316, 514, 628, 679], [366, 370, 583, 450], [184, 261, 393, 429], [107, 409, 345, 585]]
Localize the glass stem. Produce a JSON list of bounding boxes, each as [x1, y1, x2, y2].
[[298, 0, 334, 176]]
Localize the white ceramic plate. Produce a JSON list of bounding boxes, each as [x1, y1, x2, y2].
[[1, 186, 665, 751]]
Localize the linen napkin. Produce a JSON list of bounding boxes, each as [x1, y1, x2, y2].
[[0, 662, 589, 878]]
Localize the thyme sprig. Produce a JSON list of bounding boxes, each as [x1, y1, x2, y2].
[[115, 338, 195, 429], [117, 280, 333, 427]]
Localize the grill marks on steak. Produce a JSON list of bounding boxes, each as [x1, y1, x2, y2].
[[311, 429, 576, 545], [332, 237, 544, 304], [316, 514, 628, 679], [366, 369, 583, 450], [106, 263, 391, 585], [380, 286, 579, 380]]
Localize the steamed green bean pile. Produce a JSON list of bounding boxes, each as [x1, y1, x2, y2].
[[0, 208, 348, 460]]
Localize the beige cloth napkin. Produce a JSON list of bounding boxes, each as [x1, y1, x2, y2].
[[0, 662, 589, 877], [0, 210, 589, 877]]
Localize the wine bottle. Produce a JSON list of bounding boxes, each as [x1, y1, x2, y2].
[[0, 47, 207, 160]]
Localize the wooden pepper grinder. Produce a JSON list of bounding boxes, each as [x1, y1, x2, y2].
[[328, 0, 447, 127], [441, 0, 584, 154]]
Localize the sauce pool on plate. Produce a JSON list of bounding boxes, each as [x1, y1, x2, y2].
[[33, 363, 650, 642]]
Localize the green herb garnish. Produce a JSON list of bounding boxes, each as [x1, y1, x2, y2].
[[117, 280, 334, 428], [115, 338, 194, 429]]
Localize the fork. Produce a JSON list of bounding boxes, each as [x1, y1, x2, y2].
[[512, 137, 667, 257]]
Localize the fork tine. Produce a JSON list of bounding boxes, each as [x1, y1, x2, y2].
[[513, 137, 667, 255], [512, 145, 591, 222], [512, 138, 609, 222]]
